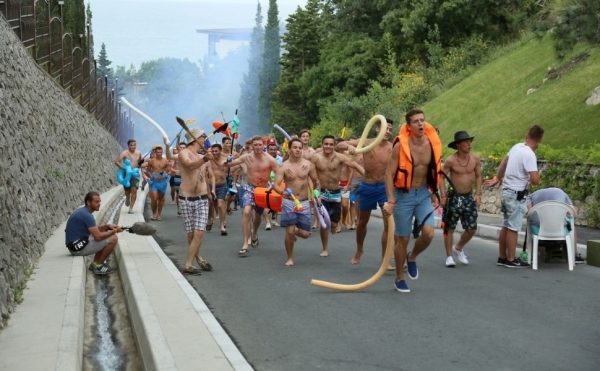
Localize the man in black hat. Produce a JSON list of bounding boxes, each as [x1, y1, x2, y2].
[[441, 131, 482, 267]]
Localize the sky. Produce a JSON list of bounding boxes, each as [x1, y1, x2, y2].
[[89, 0, 307, 68]]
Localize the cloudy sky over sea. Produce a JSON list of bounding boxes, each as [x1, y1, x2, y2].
[[89, 0, 307, 67]]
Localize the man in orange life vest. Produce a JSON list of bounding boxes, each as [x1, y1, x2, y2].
[[383, 109, 445, 293]]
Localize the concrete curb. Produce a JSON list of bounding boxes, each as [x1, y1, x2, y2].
[[371, 209, 587, 255], [116, 189, 253, 371]]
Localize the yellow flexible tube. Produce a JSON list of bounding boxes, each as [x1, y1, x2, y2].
[[310, 114, 394, 291]]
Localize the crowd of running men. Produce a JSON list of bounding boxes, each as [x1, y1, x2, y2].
[[109, 108, 562, 292]]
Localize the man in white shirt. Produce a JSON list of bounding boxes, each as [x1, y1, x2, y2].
[[484, 125, 544, 268]]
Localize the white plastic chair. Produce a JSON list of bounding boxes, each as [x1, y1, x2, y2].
[[526, 201, 576, 271]]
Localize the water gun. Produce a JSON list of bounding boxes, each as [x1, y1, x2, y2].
[[286, 188, 304, 212], [311, 188, 330, 229]]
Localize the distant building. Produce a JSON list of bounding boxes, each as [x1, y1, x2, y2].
[[196, 28, 253, 61]]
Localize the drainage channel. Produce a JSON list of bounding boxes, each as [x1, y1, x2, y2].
[[83, 197, 142, 370]]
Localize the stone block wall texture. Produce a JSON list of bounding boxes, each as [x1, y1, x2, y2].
[[0, 17, 122, 326]]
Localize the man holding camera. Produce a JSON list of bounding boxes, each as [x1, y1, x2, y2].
[[484, 125, 544, 268]]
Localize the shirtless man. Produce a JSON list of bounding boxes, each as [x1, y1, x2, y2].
[[336, 120, 394, 267], [169, 143, 185, 211], [225, 135, 278, 257], [312, 135, 364, 257], [265, 141, 283, 229], [146, 141, 172, 221], [210, 143, 230, 235], [299, 129, 316, 161], [383, 109, 444, 293], [442, 131, 482, 267], [114, 139, 142, 213], [177, 128, 214, 275], [273, 138, 318, 266], [169, 143, 187, 215]]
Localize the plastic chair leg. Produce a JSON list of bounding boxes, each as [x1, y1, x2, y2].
[[566, 237, 574, 271], [532, 236, 539, 270]]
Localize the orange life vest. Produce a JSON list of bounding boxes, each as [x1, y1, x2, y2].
[[393, 122, 442, 192]]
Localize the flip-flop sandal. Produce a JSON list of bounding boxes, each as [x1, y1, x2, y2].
[[199, 261, 213, 271], [181, 266, 202, 275], [195, 257, 213, 271], [238, 249, 249, 257], [251, 237, 259, 248]]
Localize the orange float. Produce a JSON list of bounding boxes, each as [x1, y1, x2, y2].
[[254, 186, 283, 212]]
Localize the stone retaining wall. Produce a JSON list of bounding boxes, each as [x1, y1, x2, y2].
[[0, 17, 122, 327]]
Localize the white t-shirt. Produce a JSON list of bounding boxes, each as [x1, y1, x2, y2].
[[502, 143, 537, 191]]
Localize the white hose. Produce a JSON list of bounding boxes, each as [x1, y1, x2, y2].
[[121, 97, 169, 142], [273, 124, 292, 140]]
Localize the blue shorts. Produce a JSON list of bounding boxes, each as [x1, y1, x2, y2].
[[358, 182, 387, 211], [215, 183, 228, 200], [169, 175, 181, 188], [501, 189, 527, 232], [392, 186, 434, 237], [280, 199, 311, 232], [240, 183, 264, 214], [149, 173, 169, 194]]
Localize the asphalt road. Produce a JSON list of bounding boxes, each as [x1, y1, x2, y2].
[[148, 200, 600, 371]]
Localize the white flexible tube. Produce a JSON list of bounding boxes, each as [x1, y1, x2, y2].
[[121, 97, 169, 142], [273, 124, 292, 140]]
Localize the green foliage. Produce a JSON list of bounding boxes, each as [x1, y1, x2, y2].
[[12, 264, 34, 305], [239, 2, 264, 132], [308, 117, 354, 147], [272, 0, 323, 134], [552, 0, 600, 57], [96, 43, 114, 86], [64, 0, 86, 40], [258, 0, 281, 128], [424, 34, 600, 154], [381, 0, 537, 63]]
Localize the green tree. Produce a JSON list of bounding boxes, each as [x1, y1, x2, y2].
[[552, 0, 600, 57], [239, 2, 264, 134], [86, 2, 94, 59], [271, 0, 323, 134], [64, 0, 86, 43], [96, 43, 114, 87], [258, 0, 281, 129]]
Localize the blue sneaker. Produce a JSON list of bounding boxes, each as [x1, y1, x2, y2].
[[406, 260, 419, 280], [394, 279, 410, 293]]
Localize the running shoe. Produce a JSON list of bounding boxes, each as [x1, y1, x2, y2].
[[394, 279, 410, 293], [445, 256, 456, 268], [496, 257, 508, 266], [503, 257, 530, 268], [90, 262, 114, 275], [406, 260, 419, 280], [265, 222, 272, 231], [452, 247, 469, 265]]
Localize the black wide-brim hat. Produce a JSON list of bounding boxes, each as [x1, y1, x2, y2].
[[448, 131, 475, 149]]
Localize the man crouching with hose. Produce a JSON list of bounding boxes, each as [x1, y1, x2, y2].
[[383, 109, 445, 293]]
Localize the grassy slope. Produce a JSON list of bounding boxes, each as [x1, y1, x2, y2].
[[424, 35, 600, 157]]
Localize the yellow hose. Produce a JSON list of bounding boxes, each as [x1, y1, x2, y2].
[[310, 114, 394, 291]]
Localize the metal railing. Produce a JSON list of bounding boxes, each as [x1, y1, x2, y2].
[[1, 0, 133, 147]]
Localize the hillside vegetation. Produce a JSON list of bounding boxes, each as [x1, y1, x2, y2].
[[425, 34, 600, 158]]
